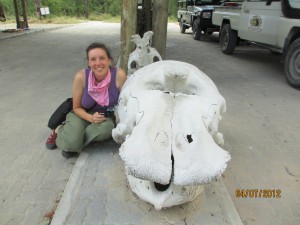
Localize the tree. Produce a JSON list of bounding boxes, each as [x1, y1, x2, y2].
[[120, 0, 169, 73], [120, 0, 138, 73], [33, 0, 41, 19], [152, 0, 168, 59], [84, 0, 89, 18]]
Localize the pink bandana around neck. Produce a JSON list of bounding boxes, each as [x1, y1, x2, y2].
[[88, 69, 111, 106]]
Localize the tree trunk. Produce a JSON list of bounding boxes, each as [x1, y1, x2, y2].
[[120, 0, 138, 73], [0, 2, 6, 22], [143, 0, 152, 33], [13, 0, 21, 29], [152, 0, 169, 59], [33, 0, 41, 20], [84, 0, 89, 18], [137, 0, 152, 37], [76, 0, 81, 17], [20, 0, 29, 29]]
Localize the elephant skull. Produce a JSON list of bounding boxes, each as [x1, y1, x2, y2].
[[112, 60, 230, 210]]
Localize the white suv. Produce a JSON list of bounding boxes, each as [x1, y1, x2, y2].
[[212, 0, 300, 87]]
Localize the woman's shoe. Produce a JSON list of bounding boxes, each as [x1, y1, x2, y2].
[[46, 130, 57, 150], [62, 150, 79, 159]]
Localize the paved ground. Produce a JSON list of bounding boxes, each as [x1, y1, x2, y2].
[[167, 29, 300, 225], [0, 21, 122, 225], [0, 21, 299, 225], [50, 140, 241, 225]]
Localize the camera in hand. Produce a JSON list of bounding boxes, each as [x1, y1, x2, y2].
[[101, 107, 115, 117]]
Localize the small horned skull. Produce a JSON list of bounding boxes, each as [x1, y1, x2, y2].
[[127, 31, 162, 76]]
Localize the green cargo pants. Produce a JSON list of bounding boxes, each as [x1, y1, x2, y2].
[[56, 112, 114, 153]]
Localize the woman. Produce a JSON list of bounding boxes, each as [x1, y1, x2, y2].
[[46, 42, 127, 158]]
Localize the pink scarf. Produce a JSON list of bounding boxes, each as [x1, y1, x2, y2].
[[88, 69, 111, 106]]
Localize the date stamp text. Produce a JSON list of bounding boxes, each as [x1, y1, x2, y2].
[[235, 189, 281, 198]]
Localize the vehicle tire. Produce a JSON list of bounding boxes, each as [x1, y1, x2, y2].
[[180, 19, 186, 34], [220, 23, 237, 54], [284, 38, 300, 88], [192, 19, 201, 40]]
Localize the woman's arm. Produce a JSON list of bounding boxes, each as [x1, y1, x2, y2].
[[115, 68, 127, 91], [72, 70, 94, 123]]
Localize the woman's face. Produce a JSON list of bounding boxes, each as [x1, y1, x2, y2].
[[88, 48, 111, 81]]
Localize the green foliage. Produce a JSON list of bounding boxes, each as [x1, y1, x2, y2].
[[1, 0, 16, 17], [168, 0, 178, 18], [0, 0, 177, 19]]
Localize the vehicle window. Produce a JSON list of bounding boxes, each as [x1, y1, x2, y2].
[[177, 0, 186, 8], [288, 0, 300, 8], [195, 0, 222, 5], [247, 0, 280, 2]]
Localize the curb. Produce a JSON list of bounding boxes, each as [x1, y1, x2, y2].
[[0, 25, 73, 40], [50, 152, 89, 225], [214, 179, 243, 225]]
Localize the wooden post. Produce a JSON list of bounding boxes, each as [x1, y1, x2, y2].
[[120, 0, 138, 73], [20, 0, 29, 29], [152, 0, 169, 59], [13, 0, 21, 29]]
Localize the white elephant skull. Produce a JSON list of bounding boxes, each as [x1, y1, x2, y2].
[[112, 60, 230, 210]]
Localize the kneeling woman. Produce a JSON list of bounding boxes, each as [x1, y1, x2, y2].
[[46, 43, 127, 158]]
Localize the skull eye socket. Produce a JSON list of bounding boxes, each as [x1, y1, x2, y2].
[[153, 56, 160, 62], [130, 61, 137, 69]]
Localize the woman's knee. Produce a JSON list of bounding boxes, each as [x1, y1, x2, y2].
[[56, 113, 88, 152], [86, 119, 114, 141], [56, 127, 84, 152]]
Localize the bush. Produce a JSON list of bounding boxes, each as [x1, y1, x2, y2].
[[1, 0, 177, 20]]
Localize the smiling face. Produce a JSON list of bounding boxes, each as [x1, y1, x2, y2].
[[87, 47, 111, 81]]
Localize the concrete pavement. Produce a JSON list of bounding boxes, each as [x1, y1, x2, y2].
[[0, 21, 299, 225], [0, 21, 134, 225], [50, 140, 242, 225]]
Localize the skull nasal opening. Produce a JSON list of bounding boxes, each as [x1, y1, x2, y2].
[[154, 155, 174, 192], [187, 134, 193, 143]]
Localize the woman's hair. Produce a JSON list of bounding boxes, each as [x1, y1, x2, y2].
[[85, 42, 113, 61]]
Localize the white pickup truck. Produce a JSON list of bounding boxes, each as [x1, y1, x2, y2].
[[212, 0, 300, 87]]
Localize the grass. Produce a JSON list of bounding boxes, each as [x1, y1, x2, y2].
[[3, 14, 177, 25], [3, 14, 121, 24]]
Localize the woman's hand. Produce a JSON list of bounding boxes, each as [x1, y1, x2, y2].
[[92, 112, 106, 124]]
